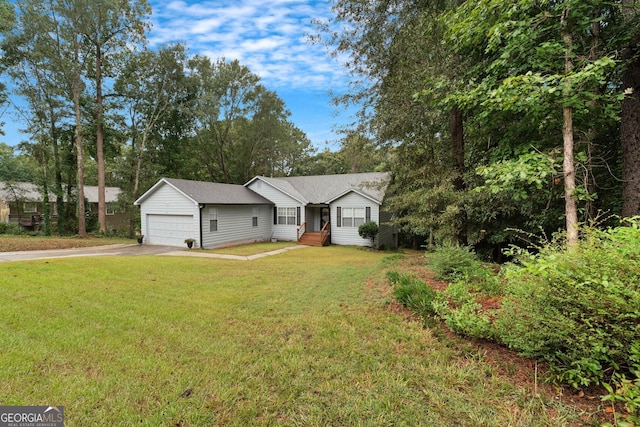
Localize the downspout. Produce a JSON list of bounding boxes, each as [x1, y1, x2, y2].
[[199, 203, 205, 249]]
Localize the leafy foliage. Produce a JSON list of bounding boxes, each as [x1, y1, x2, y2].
[[426, 244, 501, 295], [602, 343, 640, 427], [497, 219, 640, 388], [387, 270, 444, 321], [0, 222, 22, 235], [389, 221, 640, 397], [358, 221, 379, 247]]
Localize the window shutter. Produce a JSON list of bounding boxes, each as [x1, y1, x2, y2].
[[337, 207, 341, 227], [366, 206, 371, 222], [296, 207, 301, 226], [273, 207, 277, 225]]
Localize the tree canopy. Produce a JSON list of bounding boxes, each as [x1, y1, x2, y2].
[[317, 0, 640, 250]]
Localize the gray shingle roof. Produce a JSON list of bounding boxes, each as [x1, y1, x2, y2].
[[82, 186, 121, 203], [253, 172, 390, 204], [0, 182, 120, 204], [164, 178, 273, 205], [0, 182, 120, 203], [0, 182, 57, 202]]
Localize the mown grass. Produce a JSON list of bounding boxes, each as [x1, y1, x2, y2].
[[0, 246, 589, 426], [201, 241, 294, 256], [0, 235, 133, 252]]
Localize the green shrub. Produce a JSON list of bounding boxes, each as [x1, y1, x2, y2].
[[496, 220, 640, 388], [358, 221, 379, 247], [427, 244, 503, 296], [427, 244, 479, 281], [0, 222, 23, 235], [387, 271, 444, 319], [602, 343, 640, 427], [444, 301, 496, 340]]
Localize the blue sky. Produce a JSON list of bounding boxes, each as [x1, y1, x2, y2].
[[2, 0, 354, 151]]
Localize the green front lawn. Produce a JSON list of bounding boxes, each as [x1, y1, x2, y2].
[[0, 247, 587, 425]]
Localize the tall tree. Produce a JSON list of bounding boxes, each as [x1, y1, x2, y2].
[[315, 0, 470, 243], [58, 0, 90, 235], [188, 57, 302, 184], [620, 0, 640, 218], [75, 0, 149, 233], [116, 43, 190, 200], [1, 0, 76, 235], [445, 0, 621, 248]]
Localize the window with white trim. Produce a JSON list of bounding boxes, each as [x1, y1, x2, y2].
[[252, 208, 258, 227], [277, 207, 296, 225], [209, 209, 218, 232], [106, 203, 115, 215], [341, 207, 365, 227]]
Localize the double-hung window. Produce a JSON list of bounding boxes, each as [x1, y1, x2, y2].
[[277, 207, 296, 225], [338, 206, 370, 228], [252, 208, 258, 227], [341, 207, 365, 227]]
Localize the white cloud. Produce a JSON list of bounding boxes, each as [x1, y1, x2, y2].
[[147, 0, 355, 149], [148, 0, 346, 91]]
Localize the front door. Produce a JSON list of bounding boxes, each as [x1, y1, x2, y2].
[[320, 207, 329, 230], [306, 205, 330, 232]]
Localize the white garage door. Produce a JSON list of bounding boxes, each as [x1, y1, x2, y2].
[[146, 214, 195, 247]]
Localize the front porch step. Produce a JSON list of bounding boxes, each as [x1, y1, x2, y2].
[[298, 232, 329, 247]]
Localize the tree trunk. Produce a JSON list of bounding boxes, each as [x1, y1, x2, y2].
[[133, 132, 147, 200], [73, 41, 86, 237], [95, 42, 107, 234], [621, 40, 640, 218], [50, 106, 68, 235], [450, 107, 467, 245], [562, 5, 579, 249], [563, 106, 579, 248]]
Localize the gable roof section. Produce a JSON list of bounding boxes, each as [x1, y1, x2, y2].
[[247, 172, 390, 205], [135, 178, 273, 206], [244, 176, 307, 204]]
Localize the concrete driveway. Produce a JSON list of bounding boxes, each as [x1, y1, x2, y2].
[[0, 244, 183, 263], [0, 243, 308, 262]]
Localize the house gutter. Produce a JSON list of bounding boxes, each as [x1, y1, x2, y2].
[[198, 203, 205, 249]]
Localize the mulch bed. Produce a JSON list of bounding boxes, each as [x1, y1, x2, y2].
[[370, 254, 616, 426]]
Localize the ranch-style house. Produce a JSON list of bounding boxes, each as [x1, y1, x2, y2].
[[134, 172, 397, 249]]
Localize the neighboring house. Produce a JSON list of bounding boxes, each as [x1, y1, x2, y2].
[[0, 181, 124, 229], [83, 185, 126, 230], [0, 182, 57, 227], [135, 172, 397, 249]]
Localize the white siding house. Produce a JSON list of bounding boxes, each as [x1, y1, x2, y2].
[[200, 204, 272, 249], [134, 178, 273, 249], [330, 191, 380, 247], [136, 172, 396, 249], [245, 178, 305, 242], [136, 182, 200, 247]]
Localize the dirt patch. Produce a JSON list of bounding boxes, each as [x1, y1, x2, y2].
[[0, 236, 131, 252]]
